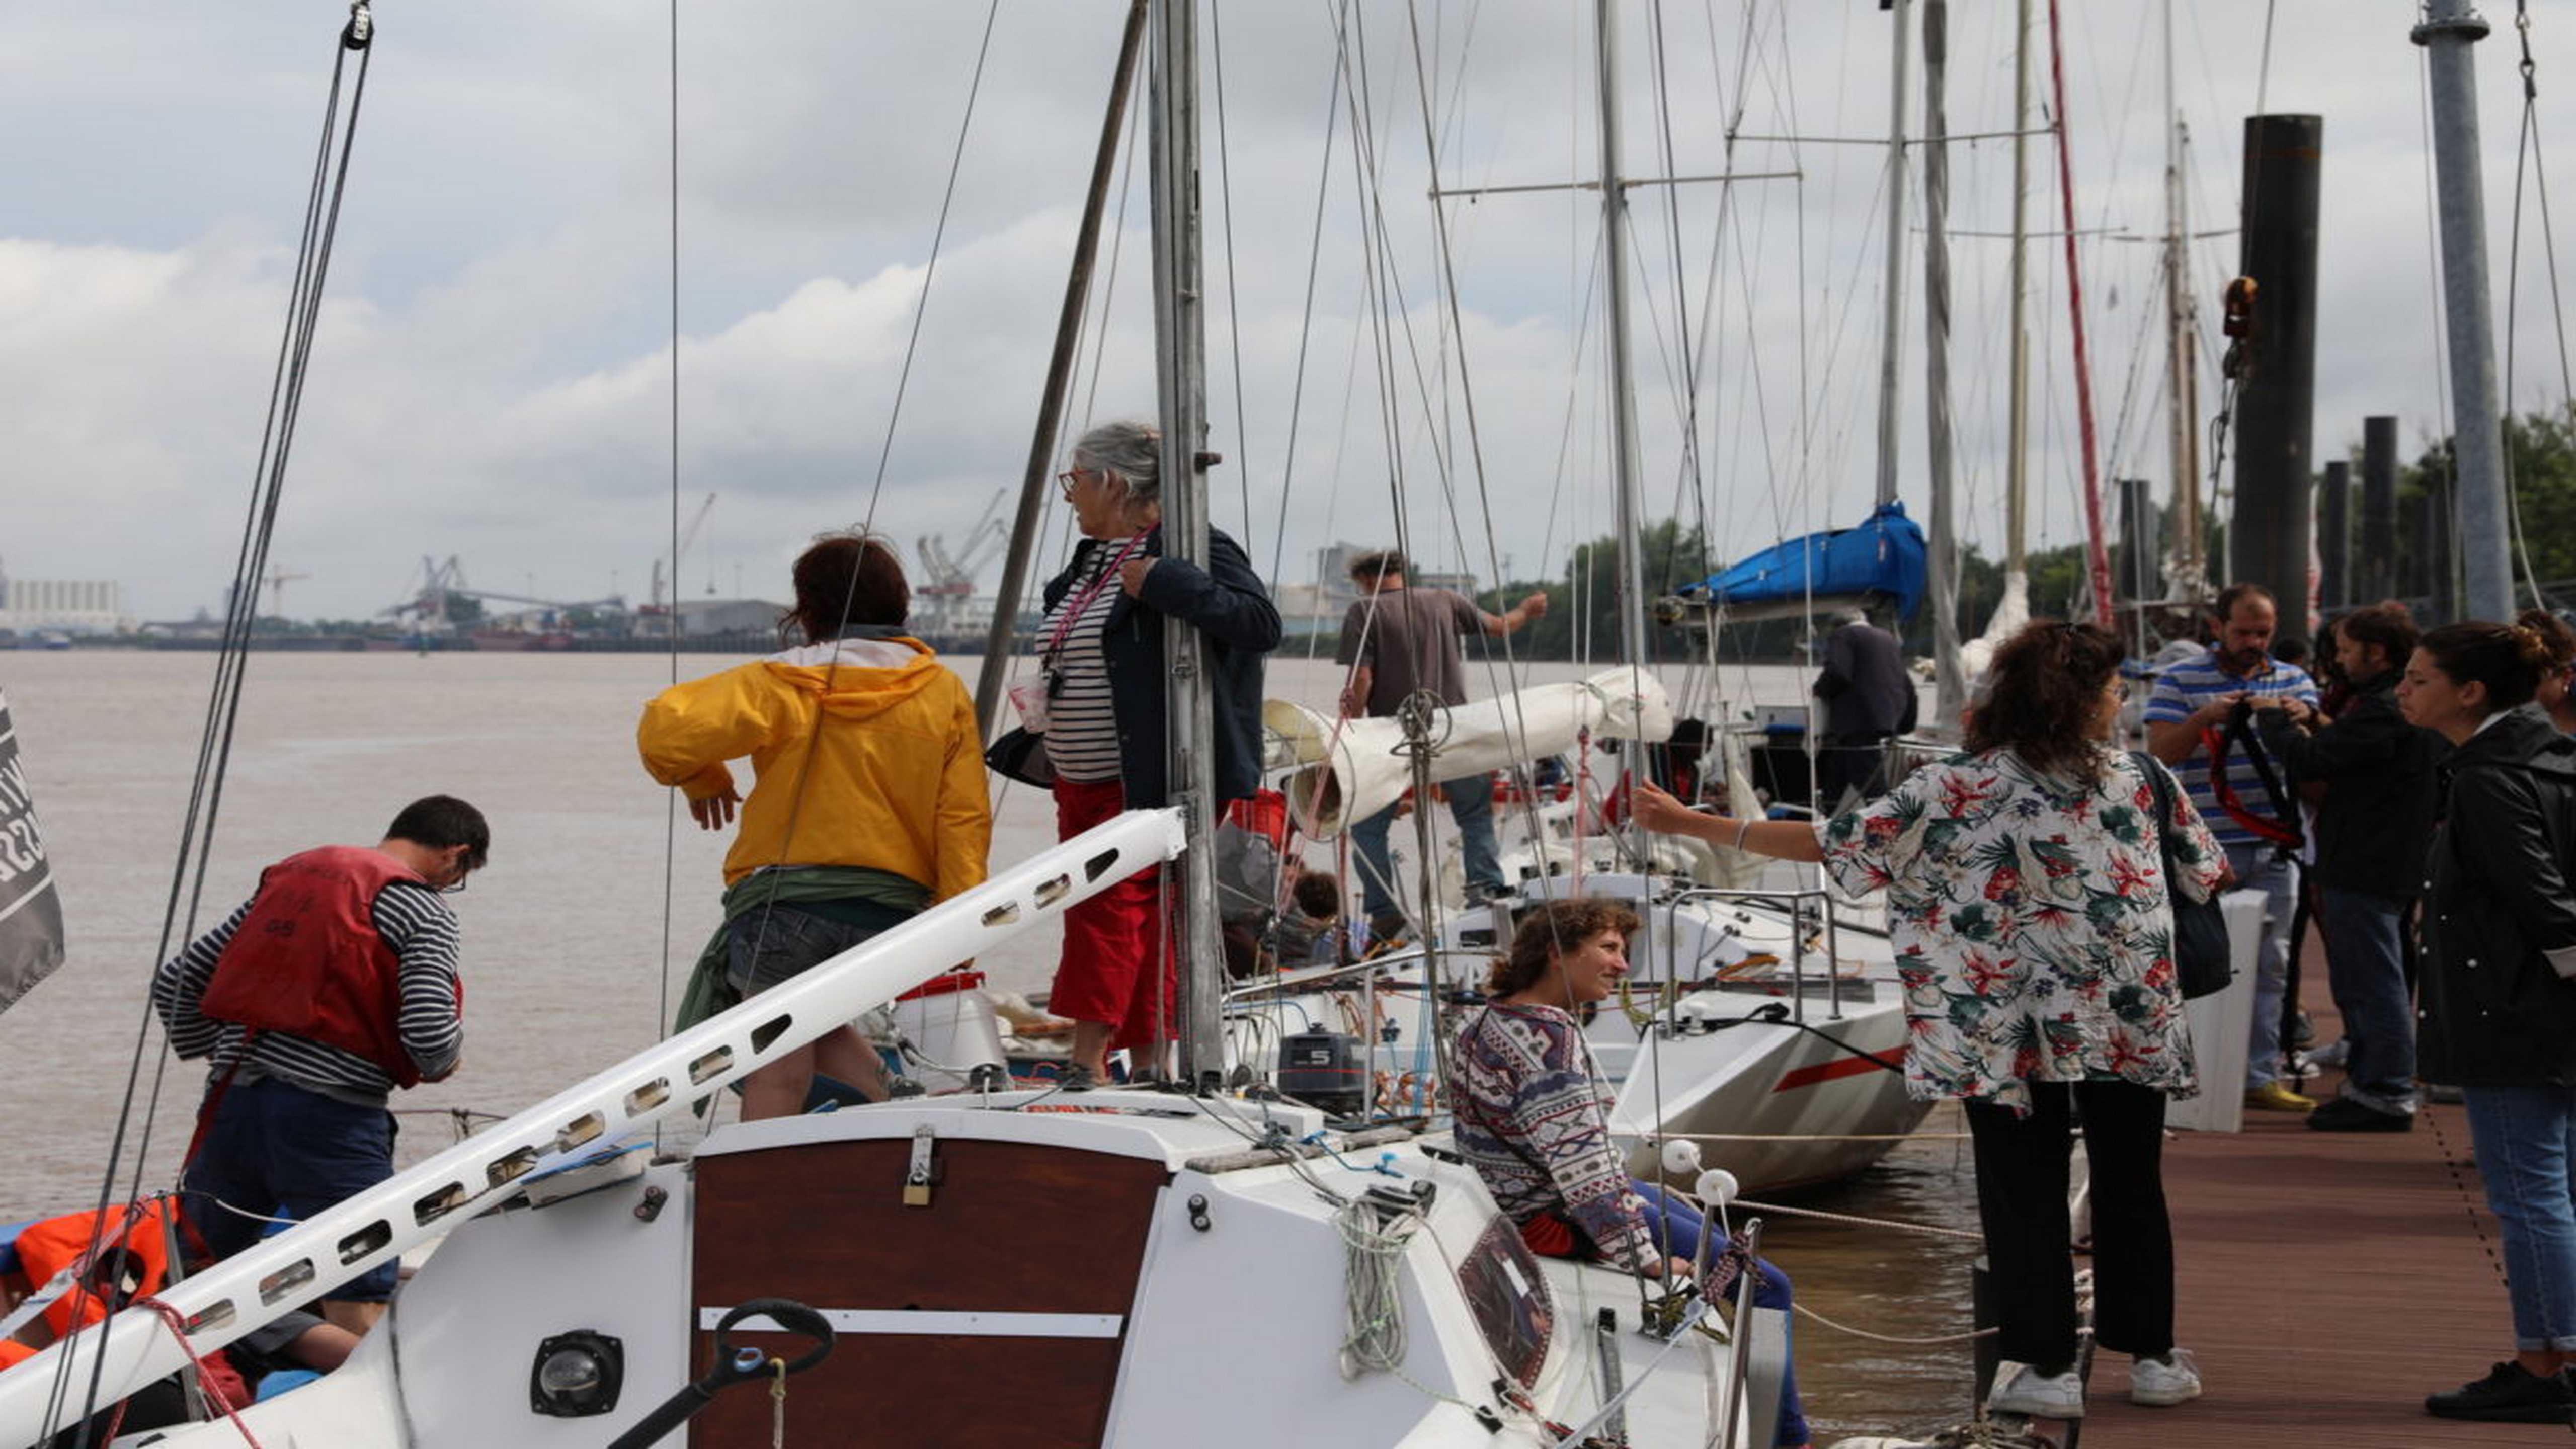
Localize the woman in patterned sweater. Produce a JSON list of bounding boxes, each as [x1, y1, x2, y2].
[[1454, 899, 1809, 1449]]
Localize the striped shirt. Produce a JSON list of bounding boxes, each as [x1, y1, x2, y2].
[[153, 880, 463, 1106], [1042, 541, 1136, 785], [2142, 646, 2319, 848]]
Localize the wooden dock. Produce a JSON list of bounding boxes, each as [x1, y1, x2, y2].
[[2077, 1012, 2531, 1446]]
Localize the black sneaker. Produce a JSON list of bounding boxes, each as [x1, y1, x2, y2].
[[2307, 1097, 2413, 1133], [2425, 1362, 2576, 1422]]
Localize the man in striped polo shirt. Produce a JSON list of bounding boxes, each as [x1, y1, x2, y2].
[[2144, 585, 2319, 1111], [154, 795, 485, 1331]]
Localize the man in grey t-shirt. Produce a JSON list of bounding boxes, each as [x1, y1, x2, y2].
[[1335, 550, 1547, 938]]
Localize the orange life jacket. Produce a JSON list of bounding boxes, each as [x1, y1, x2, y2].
[[199, 846, 450, 1087], [7, 1201, 173, 1341]]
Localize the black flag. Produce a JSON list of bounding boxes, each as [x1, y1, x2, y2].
[[0, 688, 65, 1014]]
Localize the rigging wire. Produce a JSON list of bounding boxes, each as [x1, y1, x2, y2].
[[1206, 2, 1257, 542], [1267, 11, 1351, 587], [2501, 0, 2569, 608], [58, 11, 377, 1443], [856, 0, 1005, 539]]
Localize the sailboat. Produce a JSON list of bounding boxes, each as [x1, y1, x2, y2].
[[0, 6, 1783, 1446], [1243, 2, 1932, 1198]]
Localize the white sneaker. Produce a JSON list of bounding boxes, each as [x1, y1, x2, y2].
[[2129, 1348, 2203, 1406], [1986, 1361, 2085, 1418]]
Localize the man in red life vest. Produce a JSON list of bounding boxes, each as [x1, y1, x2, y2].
[[152, 795, 486, 1334]]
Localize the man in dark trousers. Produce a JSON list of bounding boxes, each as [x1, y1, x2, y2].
[[2255, 602, 2442, 1131], [1812, 609, 1914, 808], [1336, 549, 1546, 942], [153, 795, 486, 1332]]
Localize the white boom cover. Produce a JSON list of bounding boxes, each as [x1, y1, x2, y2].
[[1266, 667, 1674, 839]]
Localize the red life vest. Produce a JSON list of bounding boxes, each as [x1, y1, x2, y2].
[[199, 846, 448, 1088]]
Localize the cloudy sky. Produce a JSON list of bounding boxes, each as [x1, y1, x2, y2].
[[4, 1, 2569, 623]]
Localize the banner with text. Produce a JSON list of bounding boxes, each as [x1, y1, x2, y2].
[[0, 689, 65, 1015]]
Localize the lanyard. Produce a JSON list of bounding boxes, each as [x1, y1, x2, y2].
[[1044, 533, 1148, 666]]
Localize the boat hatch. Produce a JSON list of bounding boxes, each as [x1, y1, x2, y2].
[[690, 1134, 1168, 1447]]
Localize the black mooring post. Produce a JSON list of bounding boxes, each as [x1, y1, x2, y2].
[[2320, 459, 2350, 611], [2362, 415, 2399, 604], [2231, 114, 2324, 646]]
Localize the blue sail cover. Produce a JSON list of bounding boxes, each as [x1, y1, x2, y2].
[[1677, 500, 1927, 620]]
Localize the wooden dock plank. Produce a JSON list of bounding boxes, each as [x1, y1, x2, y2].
[[2077, 1006, 2538, 1446]]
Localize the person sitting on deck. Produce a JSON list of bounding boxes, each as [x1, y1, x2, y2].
[[1452, 898, 1810, 1449], [639, 532, 991, 1120], [152, 795, 486, 1335]]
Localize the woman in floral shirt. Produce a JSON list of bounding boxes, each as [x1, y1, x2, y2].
[[1633, 620, 2224, 1422]]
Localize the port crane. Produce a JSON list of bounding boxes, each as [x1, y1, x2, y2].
[[646, 491, 720, 617], [913, 489, 1008, 637], [383, 556, 622, 632]]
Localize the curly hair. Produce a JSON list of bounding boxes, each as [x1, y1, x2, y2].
[[1963, 620, 2126, 782], [2418, 619, 2557, 713], [1484, 898, 1641, 997]]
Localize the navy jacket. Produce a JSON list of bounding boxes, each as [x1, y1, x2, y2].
[[1042, 525, 1280, 808], [2419, 705, 2576, 1087]]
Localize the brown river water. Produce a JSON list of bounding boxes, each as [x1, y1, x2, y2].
[[0, 648, 1982, 1440]]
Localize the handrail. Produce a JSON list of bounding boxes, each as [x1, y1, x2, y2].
[[0, 809, 1189, 1449], [1661, 885, 1849, 1023]]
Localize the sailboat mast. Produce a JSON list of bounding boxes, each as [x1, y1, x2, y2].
[[1923, 0, 1966, 725], [1873, 0, 1912, 510], [1593, 0, 1649, 769], [1146, 0, 1224, 1084], [2004, 0, 2032, 581], [2161, 0, 2203, 594]]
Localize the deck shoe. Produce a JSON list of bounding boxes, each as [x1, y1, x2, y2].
[[1056, 1064, 1100, 1093], [1985, 1362, 2084, 1419], [2306, 1097, 2411, 1132], [2243, 1082, 2316, 1112], [2425, 1361, 2576, 1422], [2128, 1348, 2202, 1406]]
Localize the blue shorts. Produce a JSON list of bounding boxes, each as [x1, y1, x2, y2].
[[181, 1076, 398, 1302]]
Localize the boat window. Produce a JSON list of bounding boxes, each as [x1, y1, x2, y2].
[[1456, 1215, 1554, 1390]]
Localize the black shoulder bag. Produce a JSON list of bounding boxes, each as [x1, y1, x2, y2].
[[2133, 750, 2232, 1000]]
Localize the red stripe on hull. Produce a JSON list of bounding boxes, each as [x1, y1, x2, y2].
[[1770, 1049, 1904, 1093]]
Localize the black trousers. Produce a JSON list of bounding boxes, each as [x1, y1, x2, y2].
[[1963, 1079, 2175, 1367]]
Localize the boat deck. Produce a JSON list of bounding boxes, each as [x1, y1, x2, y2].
[[2077, 1008, 2529, 1446]]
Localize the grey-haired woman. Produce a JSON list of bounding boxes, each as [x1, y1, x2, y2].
[[1034, 421, 1280, 1083]]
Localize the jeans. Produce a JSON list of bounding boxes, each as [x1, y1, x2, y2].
[[2463, 1083, 2576, 1351], [182, 1076, 399, 1301], [1628, 1182, 1807, 1448], [1963, 1080, 2175, 1366], [2225, 842, 2300, 1088], [2316, 887, 2417, 1113], [1349, 771, 1501, 920]]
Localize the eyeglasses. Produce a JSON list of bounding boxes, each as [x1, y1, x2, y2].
[[1055, 469, 1090, 498], [440, 862, 474, 895]]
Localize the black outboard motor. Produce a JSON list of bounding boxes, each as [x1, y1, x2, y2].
[[1278, 1029, 1367, 1118]]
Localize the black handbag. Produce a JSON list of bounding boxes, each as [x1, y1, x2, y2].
[[984, 727, 1055, 789], [2134, 750, 2231, 999]]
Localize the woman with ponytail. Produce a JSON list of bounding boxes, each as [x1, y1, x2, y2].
[[2401, 621, 2576, 1422]]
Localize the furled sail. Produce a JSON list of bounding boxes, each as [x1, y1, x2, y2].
[[1265, 667, 1674, 840]]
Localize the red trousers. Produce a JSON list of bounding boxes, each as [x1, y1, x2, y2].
[[1050, 778, 1177, 1051]]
